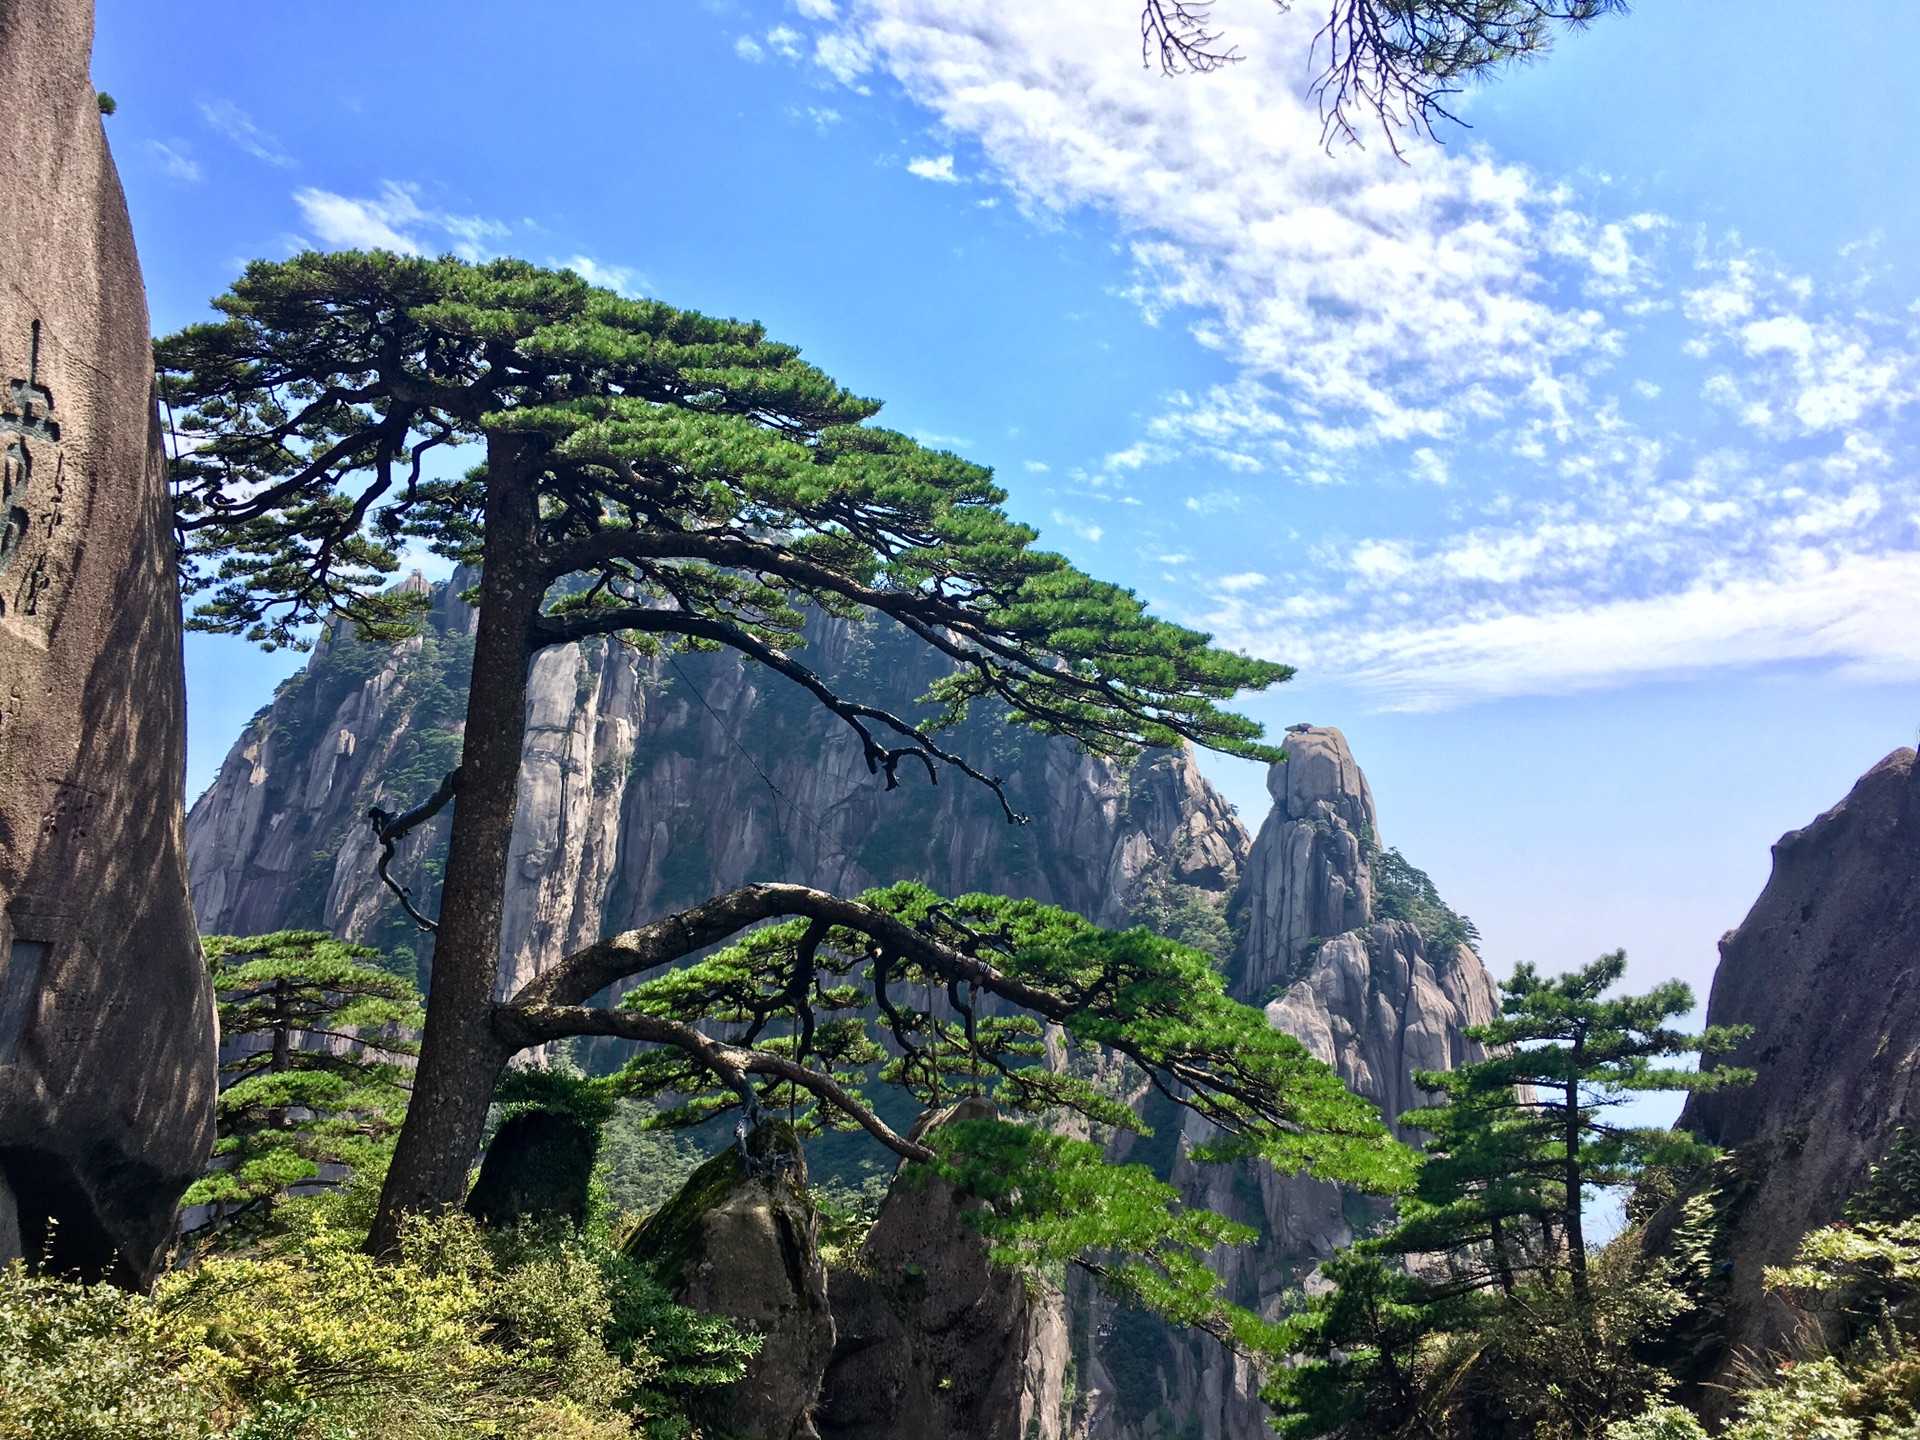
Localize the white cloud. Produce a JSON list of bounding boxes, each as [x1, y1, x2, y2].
[[147, 140, 201, 182], [767, 25, 805, 58], [1050, 509, 1104, 543], [823, 1, 1618, 451], [292, 182, 508, 260], [1214, 571, 1267, 592], [907, 153, 959, 182], [736, 34, 766, 60], [1283, 551, 1920, 709], [561, 255, 648, 297], [796, 0, 839, 17], [199, 99, 293, 167], [1410, 447, 1448, 486], [806, 0, 1920, 703], [1023, 459, 1050, 471]]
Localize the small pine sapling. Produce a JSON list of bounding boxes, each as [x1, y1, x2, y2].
[[186, 931, 423, 1242]]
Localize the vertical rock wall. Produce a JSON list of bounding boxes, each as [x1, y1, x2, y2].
[[187, 579, 1250, 996], [0, 0, 213, 1283], [1075, 726, 1499, 1440], [1675, 747, 1920, 1394]]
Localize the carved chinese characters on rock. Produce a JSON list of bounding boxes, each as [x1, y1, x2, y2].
[[1, 321, 66, 623]]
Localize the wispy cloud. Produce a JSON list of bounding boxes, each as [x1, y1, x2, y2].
[[1051, 509, 1105, 543], [147, 140, 202, 182], [292, 182, 509, 261], [794, 0, 1920, 705], [199, 99, 293, 167], [560, 254, 648, 297], [907, 153, 959, 182]]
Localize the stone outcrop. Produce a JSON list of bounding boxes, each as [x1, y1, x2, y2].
[[1678, 747, 1920, 1382], [0, 0, 214, 1283], [186, 578, 1249, 996], [818, 1100, 1070, 1440], [627, 1124, 835, 1440], [1236, 724, 1377, 996], [1077, 726, 1499, 1440]]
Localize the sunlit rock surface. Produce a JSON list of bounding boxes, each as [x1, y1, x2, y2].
[[0, 0, 213, 1285]]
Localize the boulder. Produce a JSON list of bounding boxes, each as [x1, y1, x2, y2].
[[465, 1109, 599, 1229], [1678, 747, 1920, 1384], [626, 1122, 835, 1440], [817, 1100, 1070, 1440], [0, 0, 214, 1284]]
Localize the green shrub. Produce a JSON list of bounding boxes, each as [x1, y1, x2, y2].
[[0, 1197, 753, 1440]]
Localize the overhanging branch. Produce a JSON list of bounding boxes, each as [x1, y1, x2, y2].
[[492, 1000, 934, 1163]]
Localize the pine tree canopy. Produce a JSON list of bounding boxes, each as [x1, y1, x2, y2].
[[159, 251, 1290, 797], [187, 932, 424, 1239], [1386, 953, 1752, 1292], [515, 882, 1410, 1191], [1267, 954, 1753, 1438]]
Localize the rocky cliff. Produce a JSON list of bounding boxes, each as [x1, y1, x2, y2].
[[1677, 747, 1920, 1387], [187, 573, 1246, 996], [187, 583, 1499, 1438], [1075, 725, 1501, 1440], [0, 0, 214, 1285]]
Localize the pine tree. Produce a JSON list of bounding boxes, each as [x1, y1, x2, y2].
[[1270, 953, 1753, 1438], [157, 253, 1405, 1264], [185, 931, 423, 1242]]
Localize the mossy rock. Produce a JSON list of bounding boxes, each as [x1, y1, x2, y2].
[[624, 1121, 808, 1291], [623, 1121, 832, 1440]]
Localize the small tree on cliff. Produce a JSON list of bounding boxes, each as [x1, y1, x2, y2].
[[159, 252, 1409, 1259], [1270, 953, 1753, 1438], [185, 931, 422, 1242]]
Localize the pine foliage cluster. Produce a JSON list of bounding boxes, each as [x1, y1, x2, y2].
[[186, 932, 424, 1241]]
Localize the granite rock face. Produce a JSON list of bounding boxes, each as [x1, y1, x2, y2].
[[817, 1100, 1070, 1440], [1237, 724, 1378, 998], [1078, 726, 1499, 1440], [1679, 748, 1920, 1380], [0, 0, 214, 1283], [186, 579, 1249, 995]]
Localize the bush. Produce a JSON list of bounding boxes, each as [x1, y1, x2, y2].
[[0, 1195, 754, 1440]]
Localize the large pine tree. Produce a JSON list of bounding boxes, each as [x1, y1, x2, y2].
[[159, 252, 1405, 1255]]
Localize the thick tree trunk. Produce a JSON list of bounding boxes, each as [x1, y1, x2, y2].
[[369, 437, 540, 1253], [1563, 1073, 1588, 1307]]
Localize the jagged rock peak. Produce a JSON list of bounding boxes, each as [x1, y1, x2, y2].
[[1238, 724, 1377, 998], [1271, 722, 1377, 833], [1076, 724, 1500, 1440]]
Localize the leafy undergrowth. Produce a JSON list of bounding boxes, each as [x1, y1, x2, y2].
[[0, 1186, 756, 1440]]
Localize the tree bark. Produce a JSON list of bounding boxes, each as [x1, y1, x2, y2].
[[1563, 1069, 1588, 1307], [368, 434, 540, 1253]]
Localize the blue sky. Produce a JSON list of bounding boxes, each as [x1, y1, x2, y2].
[[98, 0, 1920, 1029]]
